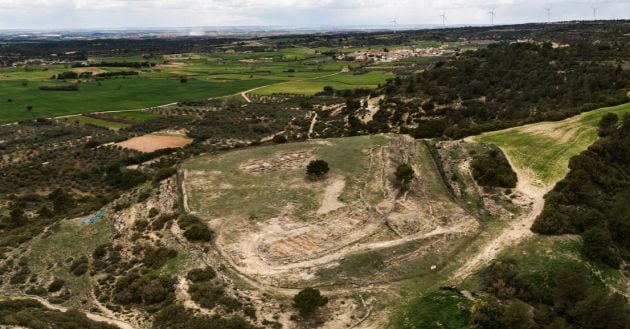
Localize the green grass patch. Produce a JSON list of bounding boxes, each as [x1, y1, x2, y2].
[[393, 290, 472, 329], [475, 102, 630, 186], [67, 115, 130, 130], [27, 217, 113, 307], [107, 111, 163, 121], [0, 78, 276, 123], [254, 71, 392, 95]]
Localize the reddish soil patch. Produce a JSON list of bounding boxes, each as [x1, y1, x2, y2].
[[116, 134, 193, 153]]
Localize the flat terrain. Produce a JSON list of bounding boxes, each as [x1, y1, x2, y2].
[[0, 46, 398, 123], [116, 133, 193, 153], [475, 102, 630, 186], [0, 78, 274, 124]]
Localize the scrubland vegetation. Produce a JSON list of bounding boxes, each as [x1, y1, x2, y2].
[[0, 20, 629, 329]]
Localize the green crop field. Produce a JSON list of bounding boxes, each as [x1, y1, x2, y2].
[[475, 102, 630, 186], [0, 46, 395, 123], [66, 115, 131, 130], [108, 110, 163, 121], [0, 77, 275, 124], [253, 71, 393, 95]]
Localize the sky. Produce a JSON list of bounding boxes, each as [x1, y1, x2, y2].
[[0, 0, 629, 30]]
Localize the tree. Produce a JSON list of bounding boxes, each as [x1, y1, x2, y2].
[[500, 300, 536, 329], [306, 160, 329, 179], [582, 227, 620, 268], [552, 262, 590, 313], [9, 208, 25, 227], [572, 288, 630, 329], [471, 298, 504, 329], [184, 224, 213, 242], [395, 163, 415, 189], [598, 113, 619, 137], [293, 287, 328, 317]]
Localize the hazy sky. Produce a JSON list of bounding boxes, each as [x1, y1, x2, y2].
[[0, 0, 629, 30]]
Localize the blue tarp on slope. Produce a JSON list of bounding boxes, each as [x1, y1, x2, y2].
[[82, 210, 106, 225]]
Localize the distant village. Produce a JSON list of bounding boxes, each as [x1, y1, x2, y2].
[[338, 45, 450, 63]]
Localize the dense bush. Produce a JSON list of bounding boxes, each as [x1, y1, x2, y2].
[[142, 247, 177, 269], [471, 259, 630, 329], [471, 147, 517, 188], [382, 42, 630, 138], [0, 299, 117, 329], [47, 278, 65, 292], [152, 304, 255, 329], [187, 267, 216, 283], [69, 256, 89, 276], [533, 114, 630, 268], [113, 272, 175, 306], [293, 287, 328, 317], [178, 215, 213, 242], [306, 160, 330, 179]]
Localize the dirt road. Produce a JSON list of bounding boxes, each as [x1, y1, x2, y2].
[[450, 148, 551, 283]]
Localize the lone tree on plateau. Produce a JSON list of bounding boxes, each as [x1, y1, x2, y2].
[[293, 287, 328, 317], [395, 163, 415, 190], [306, 160, 329, 179]]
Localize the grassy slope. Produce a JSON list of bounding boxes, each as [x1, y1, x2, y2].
[[27, 217, 113, 308], [475, 102, 630, 186]]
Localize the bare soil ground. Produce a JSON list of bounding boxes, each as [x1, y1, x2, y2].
[[115, 134, 193, 153], [72, 67, 108, 75]]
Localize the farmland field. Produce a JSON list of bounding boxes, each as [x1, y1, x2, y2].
[[253, 71, 393, 95], [0, 78, 275, 124], [475, 102, 630, 186], [66, 115, 131, 130]]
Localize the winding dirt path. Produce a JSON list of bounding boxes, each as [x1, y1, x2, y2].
[[6, 295, 135, 329], [450, 149, 551, 283]]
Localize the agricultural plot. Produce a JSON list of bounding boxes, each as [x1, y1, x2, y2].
[[66, 115, 131, 130], [475, 103, 630, 186], [182, 135, 480, 287], [0, 78, 275, 124], [116, 131, 193, 153], [0, 46, 406, 123], [253, 71, 393, 95]]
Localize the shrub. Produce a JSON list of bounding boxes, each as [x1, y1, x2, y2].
[[306, 160, 329, 179], [48, 278, 65, 292], [395, 163, 415, 189], [143, 247, 177, 269], [187, 267, 216, 283], [272, 135, 287, 144], [184, 225, 213, 242], [471, 147, 517, 188], [69, 256, 89, 276], [293, 287, 328, 317]]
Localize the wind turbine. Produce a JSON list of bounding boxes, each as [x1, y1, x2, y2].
[[591, 6, 600, 20], [440, 11, 448, 26], [487, 8, 497, 25], [544, 7, 552, 23], [390, 15, 398, 33]]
